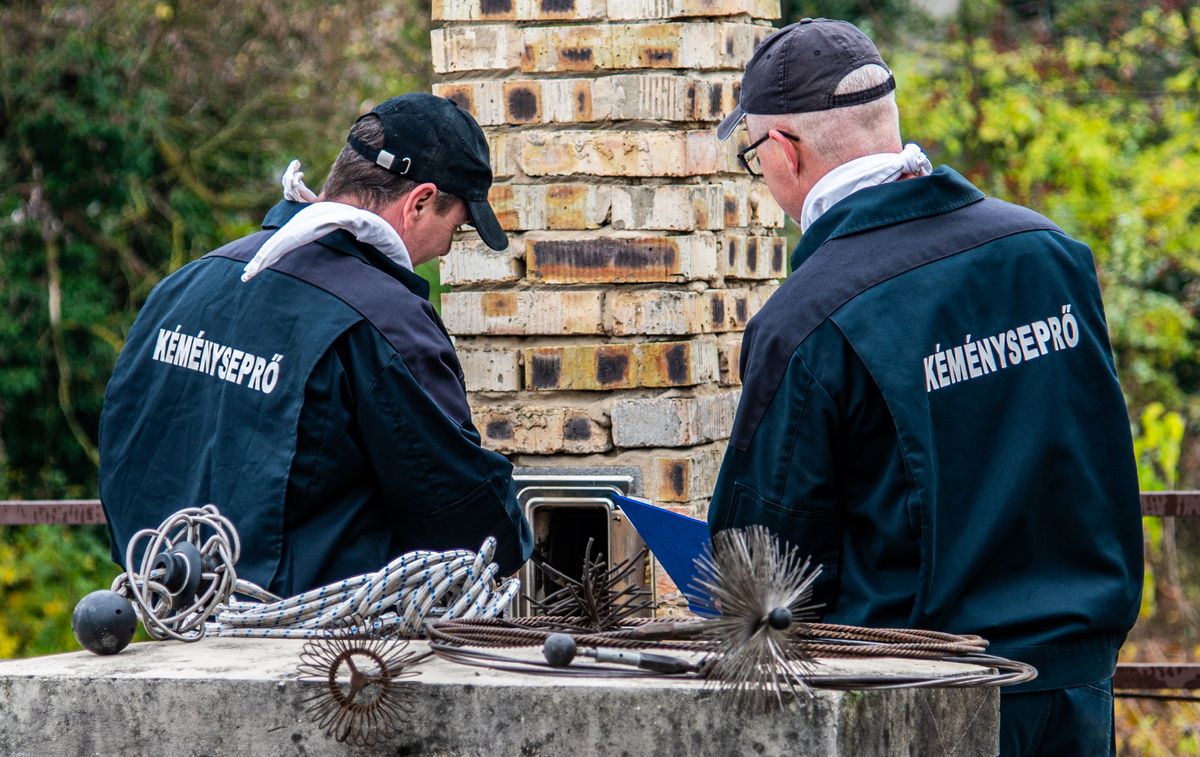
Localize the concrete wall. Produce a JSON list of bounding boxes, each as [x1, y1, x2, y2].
[[0, 638, 1000, 756]]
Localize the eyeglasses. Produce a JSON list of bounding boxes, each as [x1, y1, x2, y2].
[[737, 130, 800, 178]]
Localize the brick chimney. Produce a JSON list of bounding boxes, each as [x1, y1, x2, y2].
[[431, 0, 784, 607]]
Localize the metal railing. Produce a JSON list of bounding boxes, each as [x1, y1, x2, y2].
[[3, 492, 1196, 692], [0, 499, 105, 525]]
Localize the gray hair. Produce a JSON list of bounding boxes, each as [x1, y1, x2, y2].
[[321, 115, 459, 214], [754, 64, 901, 165]]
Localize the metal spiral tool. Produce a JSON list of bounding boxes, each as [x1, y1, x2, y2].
[[297, 615, 429, 746]]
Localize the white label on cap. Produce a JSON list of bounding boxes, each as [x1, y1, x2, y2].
[[376, 149, 395, 170]]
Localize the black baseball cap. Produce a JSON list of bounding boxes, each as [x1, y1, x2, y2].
[[348, 93, 508, 251], [717, 18, 895, 142]]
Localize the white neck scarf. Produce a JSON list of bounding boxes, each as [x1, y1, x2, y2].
[[241, 161, 413, 282], [800, 143, 933, 233]]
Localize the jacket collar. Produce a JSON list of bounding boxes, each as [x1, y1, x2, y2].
[[789, 165, 986, 271], [261, 200, 430, 300]]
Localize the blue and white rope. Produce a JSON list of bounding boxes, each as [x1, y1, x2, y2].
[[115, 505, 519, 642], [210, 537, 519, 639]]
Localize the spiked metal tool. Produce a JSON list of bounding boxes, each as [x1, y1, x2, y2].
[[693, 525, 823, 714], [526, 538, 653, 631]]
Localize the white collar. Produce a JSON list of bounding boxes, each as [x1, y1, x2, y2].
[[242, 201, 413, 282], [800, 143, 933, 233]]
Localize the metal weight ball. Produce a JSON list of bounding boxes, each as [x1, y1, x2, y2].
[[542, 633, 578, 667], [767, 607, 793, 631], [72, 590, 138, 655]]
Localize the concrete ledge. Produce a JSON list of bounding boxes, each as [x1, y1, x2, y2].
[[0, 638, 998, 756]]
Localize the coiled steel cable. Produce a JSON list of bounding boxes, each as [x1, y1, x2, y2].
[[426, 616, 1037, 688], [113, 505, 241, 642]]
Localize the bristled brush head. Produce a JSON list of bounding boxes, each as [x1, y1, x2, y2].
[[693, 525, 824, 714]]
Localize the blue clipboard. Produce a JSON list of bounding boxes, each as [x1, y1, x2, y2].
[[612, 494, 717, 617]]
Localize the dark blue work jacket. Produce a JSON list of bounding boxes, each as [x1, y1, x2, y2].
[[709, 167, 1143, 692], [100, 201, 532, 596]]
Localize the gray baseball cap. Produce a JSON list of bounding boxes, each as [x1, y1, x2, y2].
[[717, 18, 895, 142]]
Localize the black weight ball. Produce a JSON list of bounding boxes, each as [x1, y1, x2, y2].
[[542, 633, 578, 667], [766, 607, 793, 631], [72, 590, 137, 655]]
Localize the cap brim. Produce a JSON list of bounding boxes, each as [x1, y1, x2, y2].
[[716, 106, 745, 142], [467, 198, 508, 251]]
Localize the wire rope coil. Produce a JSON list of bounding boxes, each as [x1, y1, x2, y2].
[[112, 505, 241, 642], [426, 616, 1038, 689]]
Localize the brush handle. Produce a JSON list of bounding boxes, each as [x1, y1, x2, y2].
[[591, 648, 697, 674]]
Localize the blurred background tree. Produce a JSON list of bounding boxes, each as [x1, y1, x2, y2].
[[2, 4, 1199, 750]]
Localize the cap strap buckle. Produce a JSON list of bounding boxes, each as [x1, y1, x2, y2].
[[375, 150, 412, 175]]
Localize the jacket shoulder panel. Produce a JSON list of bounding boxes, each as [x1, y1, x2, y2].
[[731, 198, 1062, 450], [208, 238, 472, 425]]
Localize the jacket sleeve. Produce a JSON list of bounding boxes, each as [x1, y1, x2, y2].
[[708, 348, 842, 611], [353, 346, 533, 575]]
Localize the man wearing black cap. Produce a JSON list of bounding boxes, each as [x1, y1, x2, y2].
[[100, 94, 533, 596], [708, 19, 1141, 756]]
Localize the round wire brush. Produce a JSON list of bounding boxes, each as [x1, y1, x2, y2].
[[692, 525, 824, 714], [296, 616, 428, 746]]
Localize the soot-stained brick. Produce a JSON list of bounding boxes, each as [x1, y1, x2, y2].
[[541, 0, 575, 11], [724, 198, 738, 227], [773, 239, 785, 273], [486, 419, 514, 440], [564, 416, 593, 441], [711, 295, 726, 325], [735, 296, 748, 323], [530, 353, 563, 389], [561, 47, 593, 64], [746, 238, 758, 272], [668, 461, 687, 498], [709, 83, 723, 117], [727, 239, 736, 266], [595, 349, 630, 385], [442, 87, 474, 113], [532, 238, 679, 281], [643, 48, 676, 65], [480, 0, 513, 13], [506, 86, 539, 122], [663, 343, 689, 384]]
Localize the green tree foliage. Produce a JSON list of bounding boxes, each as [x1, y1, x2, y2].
[[0, 0, 431, 500], [0, 0, 430, 657], [890, 4, 1200, 426]]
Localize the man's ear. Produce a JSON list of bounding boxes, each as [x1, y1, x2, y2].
[[769, 130, 802, 176], [399, 183, 439, 231]]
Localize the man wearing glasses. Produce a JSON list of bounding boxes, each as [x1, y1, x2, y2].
[[708, 19, 1142, 756], [100, 94, 532, 597]]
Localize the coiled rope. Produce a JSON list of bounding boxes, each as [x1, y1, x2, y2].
[[112, 505, 519, 641], [213, 541, 519, 639]]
